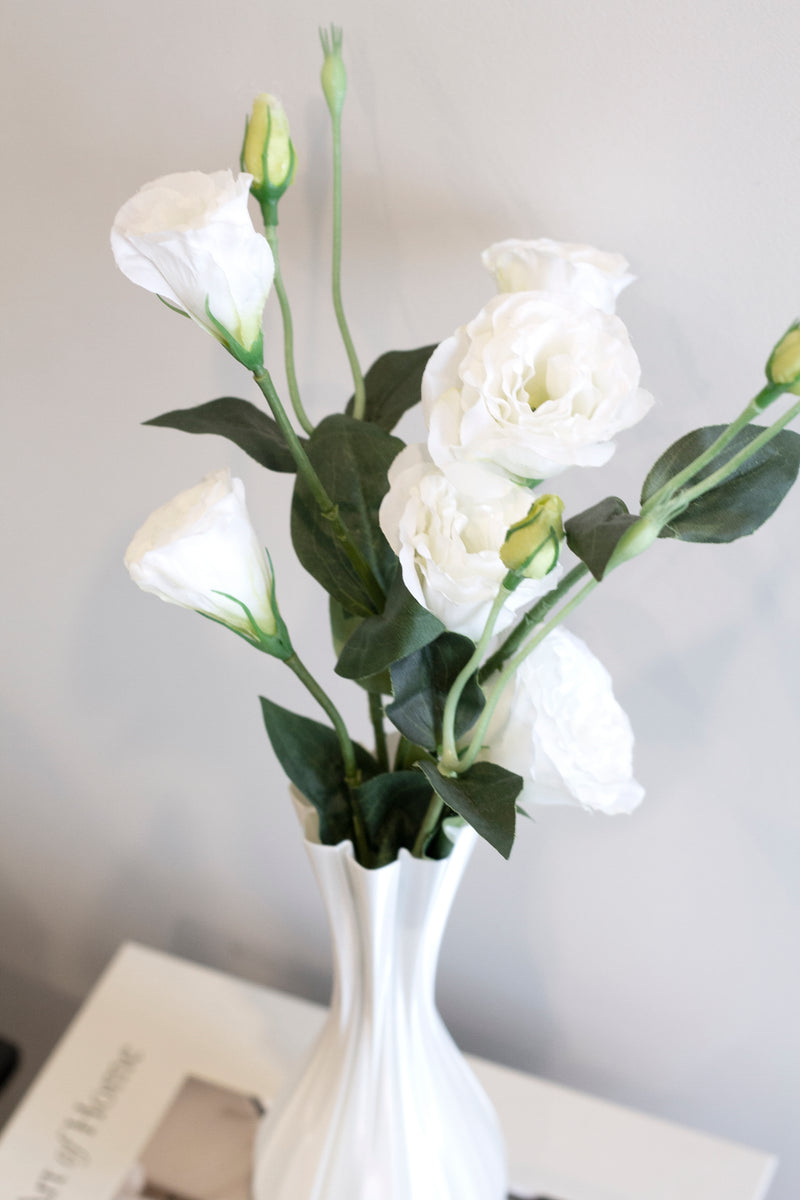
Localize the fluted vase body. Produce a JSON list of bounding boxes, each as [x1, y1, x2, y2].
[[252, 824, 507, 1200]]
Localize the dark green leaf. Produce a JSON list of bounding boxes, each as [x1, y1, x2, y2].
[[386, 633, 484, 752], [417, 760, 521, 859], [145, 397, 300, 473], [346, 345, 437, 430], [329, 599, 392, 695], [356, 771, 444, 866], [565, 497, 638, 580], [291, 414, 402, 616], [259, 696, 378, 846], [336, 569, 445, 683], [642, 425, 800, 543]]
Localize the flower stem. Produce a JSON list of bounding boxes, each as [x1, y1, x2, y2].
[[439, 587, 510, 772], [480, 563, 590, 680], [369, 691, 389, 772], [264, 225, 313, 435], [285, 652, 369, 860], [668, 394, 800, 512], [411, 792, 445, 858], [640, 386, 781, 519], [329, 110, 366, 418], [253, 367, 384, 611], [457, 576, 598, 775]]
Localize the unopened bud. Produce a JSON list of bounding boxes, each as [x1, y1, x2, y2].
[[501, 495, 564, 581], [242, 94, 296, 217], [766, 321, 800, 396], [320, 24, 347, 119]]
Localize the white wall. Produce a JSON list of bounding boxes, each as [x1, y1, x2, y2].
[[3, 0, 800, 1193]]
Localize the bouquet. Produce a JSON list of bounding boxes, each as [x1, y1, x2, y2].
[[113, 28, 800, 870]]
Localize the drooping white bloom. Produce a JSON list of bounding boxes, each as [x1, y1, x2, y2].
[[111, 170, 274, 351], [482, 237, 634, 314], [423, 291, 653, 482], [125, 469, 277, 639], [378, 444, 561, 640], [481, 626, 643, 814]]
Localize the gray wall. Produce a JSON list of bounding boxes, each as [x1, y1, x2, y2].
[[2, 0, 799, 1194]]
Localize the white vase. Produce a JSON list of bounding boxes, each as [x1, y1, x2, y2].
[[252, 822, 508, 1200]]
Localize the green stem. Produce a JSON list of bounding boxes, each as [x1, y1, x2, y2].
[[439, 588, 510, 771], [457, 577, 598, 776], [480, 563, 590, 681], [253, 368, 384, 612], [264, 225, 313, 436], [672, 394, 800, 511], [411, 792, 444, 858], [330, 110, 366, 418], [285, 652, 369, 860], [369, 691, 389, 772], [641, 388, 780, 519]]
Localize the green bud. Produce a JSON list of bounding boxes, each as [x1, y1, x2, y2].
[[319, 24, 347, 119], [241, 93, 296, 216], [766, 320, 800, 395], [501, 495, 565, 581]]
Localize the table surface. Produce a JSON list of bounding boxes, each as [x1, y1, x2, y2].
[[0, 942, 777, 1200]]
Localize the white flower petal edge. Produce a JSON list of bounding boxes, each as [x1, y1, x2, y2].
[[378, 444, 562, 641], [111, 170, 274, 350], [125, 468, 277, 638], [481, 626, 644, 814], [422, 291, 654, 482], [482, 237, 634, 314]]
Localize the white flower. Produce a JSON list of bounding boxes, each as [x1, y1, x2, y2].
[[482, 237, 634, 314], [378, 444, 561, 640], [423, 291, 653, 482], [125, 469, 278, 640], [111, 170, 274, 352], [481, 626, 643, 814]]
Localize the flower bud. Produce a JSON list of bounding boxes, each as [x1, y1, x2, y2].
[[125, 469, 292, 659], [766, 321, 800, 395], [242, 93, 296, 211], [501, 495, 564, 581], [319, 24, 347, 119]]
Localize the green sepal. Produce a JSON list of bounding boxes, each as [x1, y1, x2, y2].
[[386, 633, 484, 753], [259, 696, 379, 847], [143, 396, 301, 474], [345, 345, 437, 430], [642, 424, 800, 543], [156, 294, 190, 318], [417, 760, 521, 859], [336, 569, 445, 683], [204, 298, 264, 371]]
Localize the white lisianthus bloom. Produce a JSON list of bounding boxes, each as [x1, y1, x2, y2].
[[378, 444, 562, 640], [423, 291, 653, 482], [481, 626, 643, 814], [125, 469, 278, 640], [482, 238, 634, 314], [111, 171, 274, 352]]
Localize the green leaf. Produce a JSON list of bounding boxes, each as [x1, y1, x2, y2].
[[259, 696, 378, 846], [417, 760, 521, 859], [346, 345, 437, 430], [356, 771, 444, 866], [329, 599, 392, 694], [336, 569, 445, 683], [642, 425, 800, 543], [565, 497, 638, 580], [386, 633, 484, 752], [291, 414, 402, 616], [145, 397, 300, 473]]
